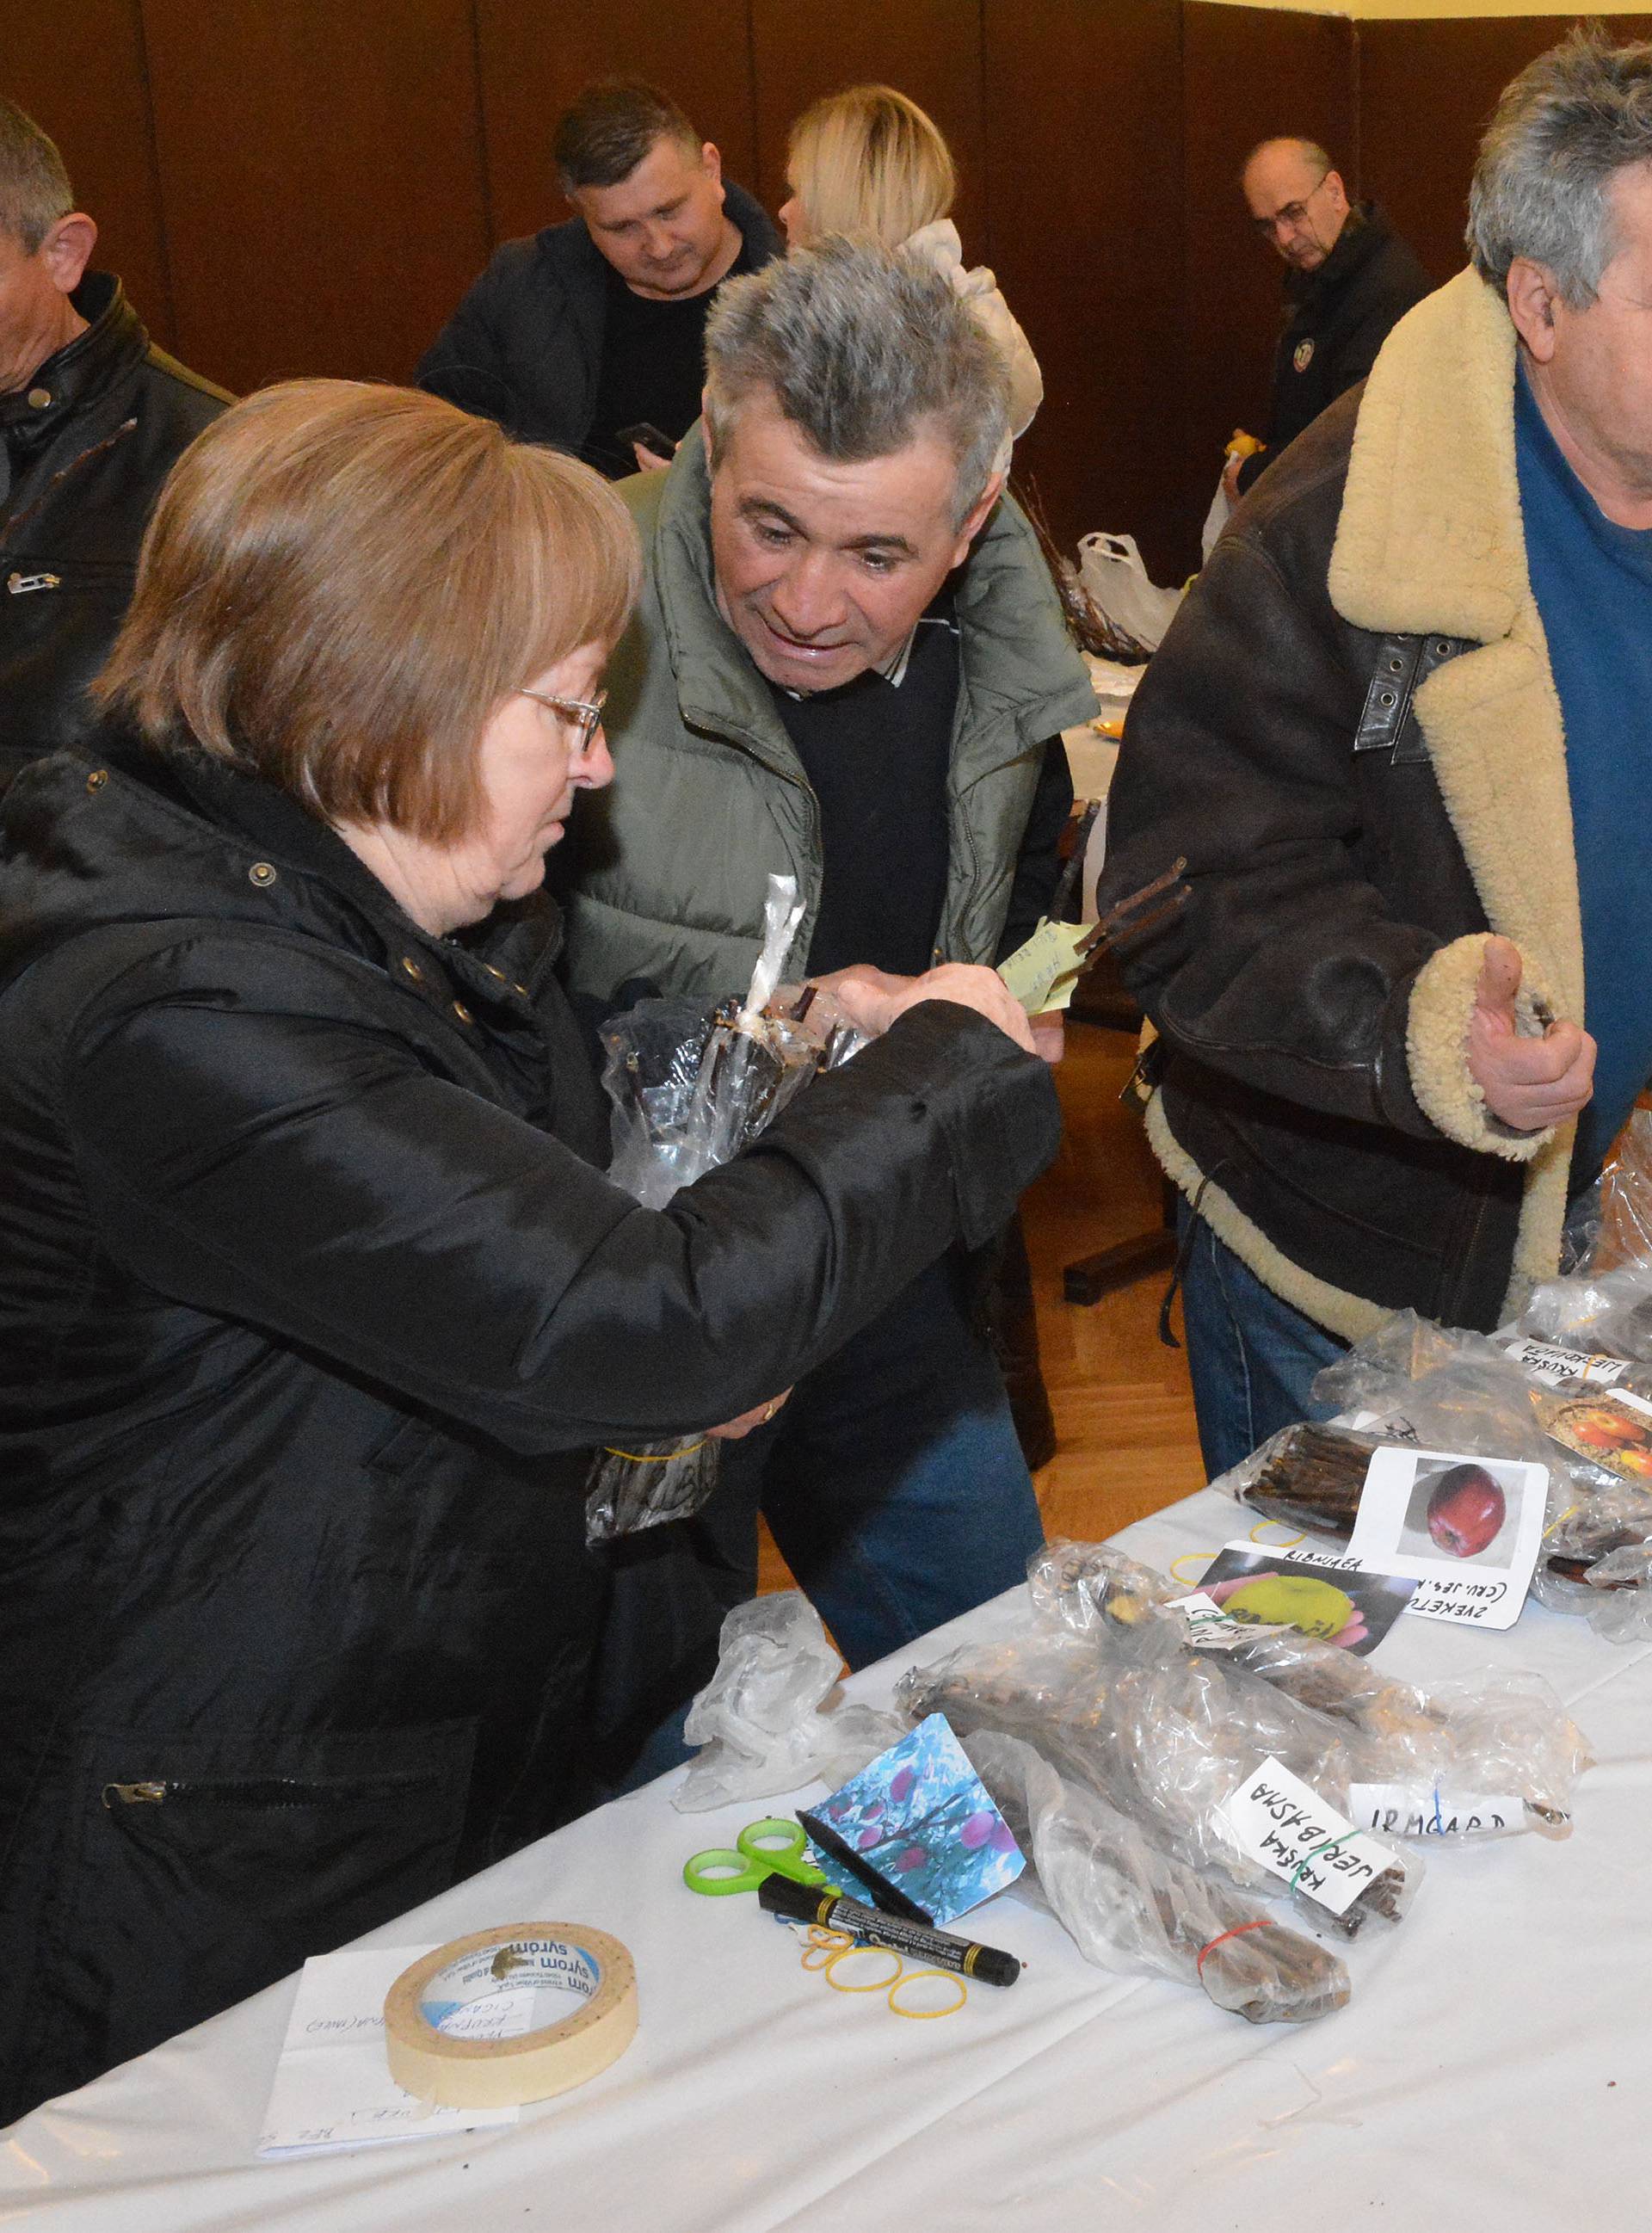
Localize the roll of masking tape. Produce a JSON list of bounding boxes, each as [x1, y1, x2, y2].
[[384, 1922, 638, 2108]]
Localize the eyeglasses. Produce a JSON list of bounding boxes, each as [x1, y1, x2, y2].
[[519, 687, 608, 752], [1252, 175, 1329, 239]]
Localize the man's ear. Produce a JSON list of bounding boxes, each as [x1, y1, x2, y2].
[[949, 468, 1007, 566], [1507, 256, 1560, 363], [700, 142, 724, 188], [1322, 168, 1350, 221], [40, 212, 96, 298]]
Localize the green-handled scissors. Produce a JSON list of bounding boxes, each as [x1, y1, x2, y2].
[[683, 1816, 832, 1897]]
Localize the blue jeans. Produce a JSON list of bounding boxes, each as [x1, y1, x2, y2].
[[709, 1258, 1045, 1669], [1176, 1204, 1347, 1479]]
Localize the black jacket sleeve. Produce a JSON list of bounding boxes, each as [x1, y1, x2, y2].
[[418, 252, 535, 435], [996, 737, 1076, 961], [1101, 523, 1441, 1138], [65, 989, 1061, 1456]]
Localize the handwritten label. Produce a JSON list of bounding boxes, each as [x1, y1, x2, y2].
[[1220, 1757, 1402, 1917], [1348, 1446, 1547, 1631], [1502, 1336, 1629, 1391], [997, 917, 1092, 1016], [1167, 1589, 1261, 1650], [1349, 1783, 1521, 1839]]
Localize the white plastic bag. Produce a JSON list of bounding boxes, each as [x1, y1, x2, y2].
[[1199, 470, 1232, 564], [1077, 531, 1183, 652]]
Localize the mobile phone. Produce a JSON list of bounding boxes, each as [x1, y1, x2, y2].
[[614, 422, 676, 459]]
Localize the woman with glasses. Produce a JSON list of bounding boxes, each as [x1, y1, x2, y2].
[[0, 379, 1058, 2121]]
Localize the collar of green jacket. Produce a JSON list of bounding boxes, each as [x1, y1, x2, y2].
[[620, 429, 1097, 786]]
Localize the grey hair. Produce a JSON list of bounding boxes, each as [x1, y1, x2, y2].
[[702, 236, 1011, 527], [0, 97, 74, 254], [1468, 27, 1652, 305]]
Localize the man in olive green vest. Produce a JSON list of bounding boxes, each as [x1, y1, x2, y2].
[[563, 239, 1096, 1667]]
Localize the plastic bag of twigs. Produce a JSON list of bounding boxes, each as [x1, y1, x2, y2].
[[584, 876, 866, 1545]]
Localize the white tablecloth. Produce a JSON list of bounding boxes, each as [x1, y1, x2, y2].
[[5, 1488, 1649, 2231]]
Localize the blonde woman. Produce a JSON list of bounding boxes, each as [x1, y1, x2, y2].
[[779, 84, 1043, 446]]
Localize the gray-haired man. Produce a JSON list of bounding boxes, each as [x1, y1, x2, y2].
[[1101, 29, 1652, 1477], [562, 237, 1095, 1666], [0, 97, 227, 795]]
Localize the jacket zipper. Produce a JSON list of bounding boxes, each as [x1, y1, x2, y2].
[[102, 1771, 443, 1811], [7, 571, 60, 594]]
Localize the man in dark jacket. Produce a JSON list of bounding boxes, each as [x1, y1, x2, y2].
[[0, 98, 228, 796], [419, 80, 780, 478], [1101, 35, 1652, 1479], [1228, 138, 1430, 499]]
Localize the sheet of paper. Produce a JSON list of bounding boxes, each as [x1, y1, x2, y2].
[[257, 1946, 522, 2159], [1498, 1335, 1629, 1390], [996, 917, 1091, 1016], [1220, 1757, 1403, 1917], [1348, 1445, 1547, 1630]]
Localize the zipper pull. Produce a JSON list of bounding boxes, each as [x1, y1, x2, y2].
[[8, 571, 61, 595], [102, 1780, 168, 1807]]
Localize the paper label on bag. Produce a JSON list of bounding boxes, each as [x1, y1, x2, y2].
[[1167, 1590, 1259, 1649], [1502, 1336, 1629, 1390], [1220, 1757, 1399, 1915], [1350, 1783, 1521, 1839], [997, 917, 1091, 1015], [1347, 1446, 1547, 1629]]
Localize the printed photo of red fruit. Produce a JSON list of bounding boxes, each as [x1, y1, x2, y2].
[[1425, 1462, 1507, 1558]]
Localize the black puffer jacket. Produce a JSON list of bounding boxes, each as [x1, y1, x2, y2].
[[417, 183, 780, 454], [0, 736, 1059, 2121], [1237, 205, 1431, 496], [0, 274, 229, 795]]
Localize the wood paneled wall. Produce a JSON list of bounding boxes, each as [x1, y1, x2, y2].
[[15, 4, 1652, 578]]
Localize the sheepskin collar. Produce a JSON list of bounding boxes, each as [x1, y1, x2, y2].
[[1329, 268, 1526, 641]]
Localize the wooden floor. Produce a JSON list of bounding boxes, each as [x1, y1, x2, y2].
[[756, 1021, 1208, 1594]]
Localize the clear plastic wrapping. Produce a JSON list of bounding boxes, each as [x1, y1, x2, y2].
[[585, 876, 866, 1543], [673, 1591, 900, 1813], [961, 1730, 1350, 2024]]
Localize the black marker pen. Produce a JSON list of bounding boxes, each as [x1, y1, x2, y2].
[[758, 1872, 1020, 1986]]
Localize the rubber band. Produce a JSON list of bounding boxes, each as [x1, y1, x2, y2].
[[823, 1944, 903, 1994], [601, 1441, 707, 1464], [1250, 1520, 1305, 1548], [887, 1969, 967, 2020], [1195, 1920, 1273, 1976], [1543, 1502, 1580, 1540], [1169, 1551, 1212, 1586], [800, 1928, 854, 1971], [1290, 1833, 1353, 1891]]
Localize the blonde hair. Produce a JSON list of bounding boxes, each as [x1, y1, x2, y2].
[[96, 380, 640, 845], [786, 85, 954, 248]]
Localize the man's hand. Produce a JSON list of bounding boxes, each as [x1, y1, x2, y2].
[[632, 441, 675, 472], [708, 1390, 792, 1441], [1467, 934, 1595, 1132]]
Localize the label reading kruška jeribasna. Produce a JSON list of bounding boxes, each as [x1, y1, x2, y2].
[[1221, 1756, 1404, 1916]]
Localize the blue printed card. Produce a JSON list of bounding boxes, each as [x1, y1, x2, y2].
[[804, 1712, 1024, 1925]]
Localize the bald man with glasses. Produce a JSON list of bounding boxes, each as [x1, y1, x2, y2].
[[1224, 138, 1429, 500]]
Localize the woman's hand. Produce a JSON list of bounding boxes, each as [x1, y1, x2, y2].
[[825, 961, 1037, 1056], [708, 1390, 792, 1440]]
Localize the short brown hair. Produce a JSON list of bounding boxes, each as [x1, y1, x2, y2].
[[0, 96, 74, 252], [96, 381, 640, 843], [553, 80, 699, 193]]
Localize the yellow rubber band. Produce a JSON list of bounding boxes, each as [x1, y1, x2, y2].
[[1543, 1503, 1581, 1541], [800, 1928, 854, 1970], [1250, 1520, 1304, 1548], [887, 1969, 967, 2020], [823, 1945, 903, 1994], [1169, 1551, 1211, 1586], [600, 1441, 708, 1464]]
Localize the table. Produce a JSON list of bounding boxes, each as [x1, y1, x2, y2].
[[4, 1486, 1649, 2232]]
